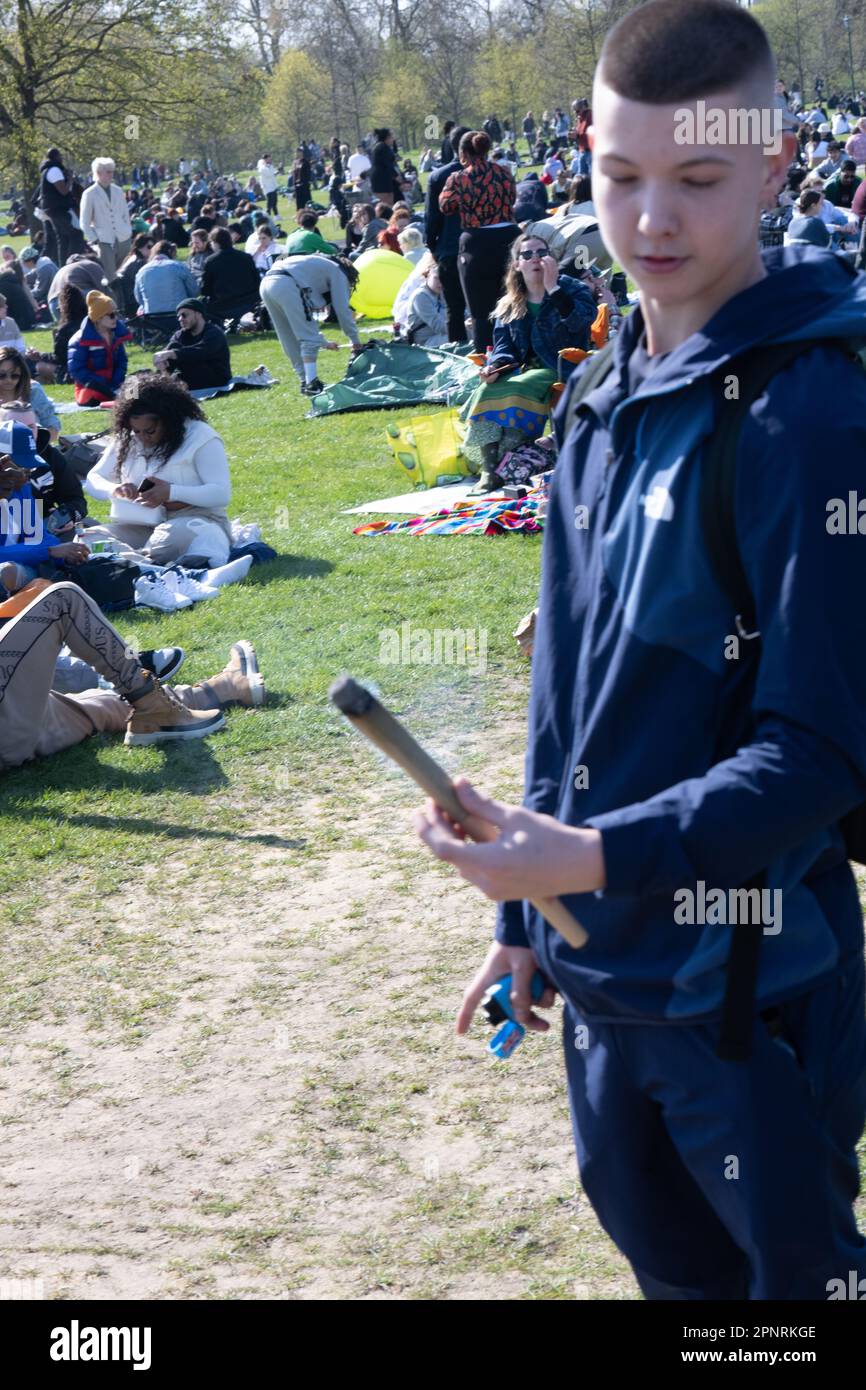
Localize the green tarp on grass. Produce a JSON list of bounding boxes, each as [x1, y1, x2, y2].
[[308, 341, 479, 416]]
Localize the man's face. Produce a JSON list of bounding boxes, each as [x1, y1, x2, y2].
[[0, 405, 38, 438], [177, 308, 204, 334], [591, 77, 791, 313], [98, 168, 113, 186]]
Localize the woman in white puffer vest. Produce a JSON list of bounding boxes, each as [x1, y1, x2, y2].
[[84, 373, 232, 566]]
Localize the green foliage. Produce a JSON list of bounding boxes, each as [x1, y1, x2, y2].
[[262, 49, 331, 155], [476, 37, 539, 134], [369, 47, 428, 150]]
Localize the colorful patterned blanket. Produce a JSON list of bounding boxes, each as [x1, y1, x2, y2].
[[353, 481, 548, 537]]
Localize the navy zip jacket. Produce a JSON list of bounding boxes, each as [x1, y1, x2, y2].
[[488, 275, 597, 374], [497, 246, 866, 1023], [425, 158, 461, 259]]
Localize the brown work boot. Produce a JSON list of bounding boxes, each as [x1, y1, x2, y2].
[[124, 676, 226, 746], [194, 641, 265, 708]]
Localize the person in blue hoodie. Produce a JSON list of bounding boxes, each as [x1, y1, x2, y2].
[[0, 419, 89, 591], [414, 0, 866, 1301]]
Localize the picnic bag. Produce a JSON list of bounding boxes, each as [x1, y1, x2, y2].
[[385, 409, 472, 489]]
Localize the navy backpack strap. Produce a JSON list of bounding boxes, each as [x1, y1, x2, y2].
[[558, 339, 618, 443], [699, 339, 836, 642], [699, 337, 847, 1060]]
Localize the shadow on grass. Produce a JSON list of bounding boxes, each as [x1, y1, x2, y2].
[[0, 731, 227, 798], [23, 804, 305, 849], [2, 736, 304, 848], [245, 554, 334, 582]]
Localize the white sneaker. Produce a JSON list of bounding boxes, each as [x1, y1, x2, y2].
[[202, 555, 253, 588], [164, 569, 219, 602], [134, 575, 193, 611]]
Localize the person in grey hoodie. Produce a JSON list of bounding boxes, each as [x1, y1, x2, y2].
[[403, 257, 449, 346], [260, 252, 362, 394]]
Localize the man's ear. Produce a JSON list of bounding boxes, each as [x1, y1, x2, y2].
[[762, 130, 797, 208]]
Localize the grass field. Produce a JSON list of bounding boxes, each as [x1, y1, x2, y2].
[[0, 194, 641, 1300], [0, 192, 862, 1301]]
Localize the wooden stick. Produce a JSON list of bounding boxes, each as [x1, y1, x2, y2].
[[329, 676, 588, 950]]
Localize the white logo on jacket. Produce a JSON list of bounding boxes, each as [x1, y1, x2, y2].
[[641, 481, 675, 521]]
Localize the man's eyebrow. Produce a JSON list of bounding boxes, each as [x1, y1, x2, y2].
[[600, 152, 736, 168]]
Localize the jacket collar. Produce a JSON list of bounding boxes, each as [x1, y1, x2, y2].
[[582, 245, 866, 423]]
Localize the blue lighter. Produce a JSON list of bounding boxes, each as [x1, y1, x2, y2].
[[480, 971, 546, 1060]]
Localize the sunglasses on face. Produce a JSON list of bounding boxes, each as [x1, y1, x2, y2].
[[519, 248, 547, 261]]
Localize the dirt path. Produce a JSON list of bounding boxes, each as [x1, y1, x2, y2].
[[0, 780, 635, 1302]]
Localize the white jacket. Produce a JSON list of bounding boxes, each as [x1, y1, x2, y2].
[[79, 181, 133, 247], [257, 160, 278, 193], [85, 419, 231, 526]]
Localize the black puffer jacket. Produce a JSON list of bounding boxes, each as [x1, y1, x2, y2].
[[370, 141, 400, 200]]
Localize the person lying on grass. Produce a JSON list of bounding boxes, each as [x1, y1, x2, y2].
[[0, 577, 264, 769]]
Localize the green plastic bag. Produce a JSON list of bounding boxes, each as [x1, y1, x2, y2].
[[385, 410, 473, 489]]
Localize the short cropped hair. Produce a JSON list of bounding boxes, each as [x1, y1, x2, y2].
[[599, 0, 775, 104], [398, 225, 423, 251], [92, 157, 116, 178]]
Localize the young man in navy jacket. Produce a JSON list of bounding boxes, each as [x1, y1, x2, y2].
[[415, 0, 866, 1300]]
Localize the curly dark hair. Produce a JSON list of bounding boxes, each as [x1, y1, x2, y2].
[[58, 283, 87, 328], [112, 373, 206, 476]]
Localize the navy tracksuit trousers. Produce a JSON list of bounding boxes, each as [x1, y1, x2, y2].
[[562, 952, 866, 1299]]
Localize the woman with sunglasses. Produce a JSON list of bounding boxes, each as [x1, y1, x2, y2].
[[460, 233, 596, 491], [0, 346, 61, 440], [117, 233, 154, 317], [67, 290, 132, 407]]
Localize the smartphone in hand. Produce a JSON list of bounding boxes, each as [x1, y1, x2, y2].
[[137, 478, 155, 493]]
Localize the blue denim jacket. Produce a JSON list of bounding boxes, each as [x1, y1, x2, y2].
[[134, 257, 200, 314], [487, 274, 597, 375]]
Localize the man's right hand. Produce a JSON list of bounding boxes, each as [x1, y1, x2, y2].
[[456, 939, 556, 1036], [48, 541, 90, 564]]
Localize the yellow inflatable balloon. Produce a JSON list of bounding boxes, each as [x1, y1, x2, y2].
[[351, 248, 414, 319]]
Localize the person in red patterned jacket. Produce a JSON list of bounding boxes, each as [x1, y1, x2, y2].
[[439, 130, 518, 352]]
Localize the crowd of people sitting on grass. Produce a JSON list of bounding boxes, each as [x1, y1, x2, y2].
[[2, 97, 862, 407], [4, 70, 866, 764]]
